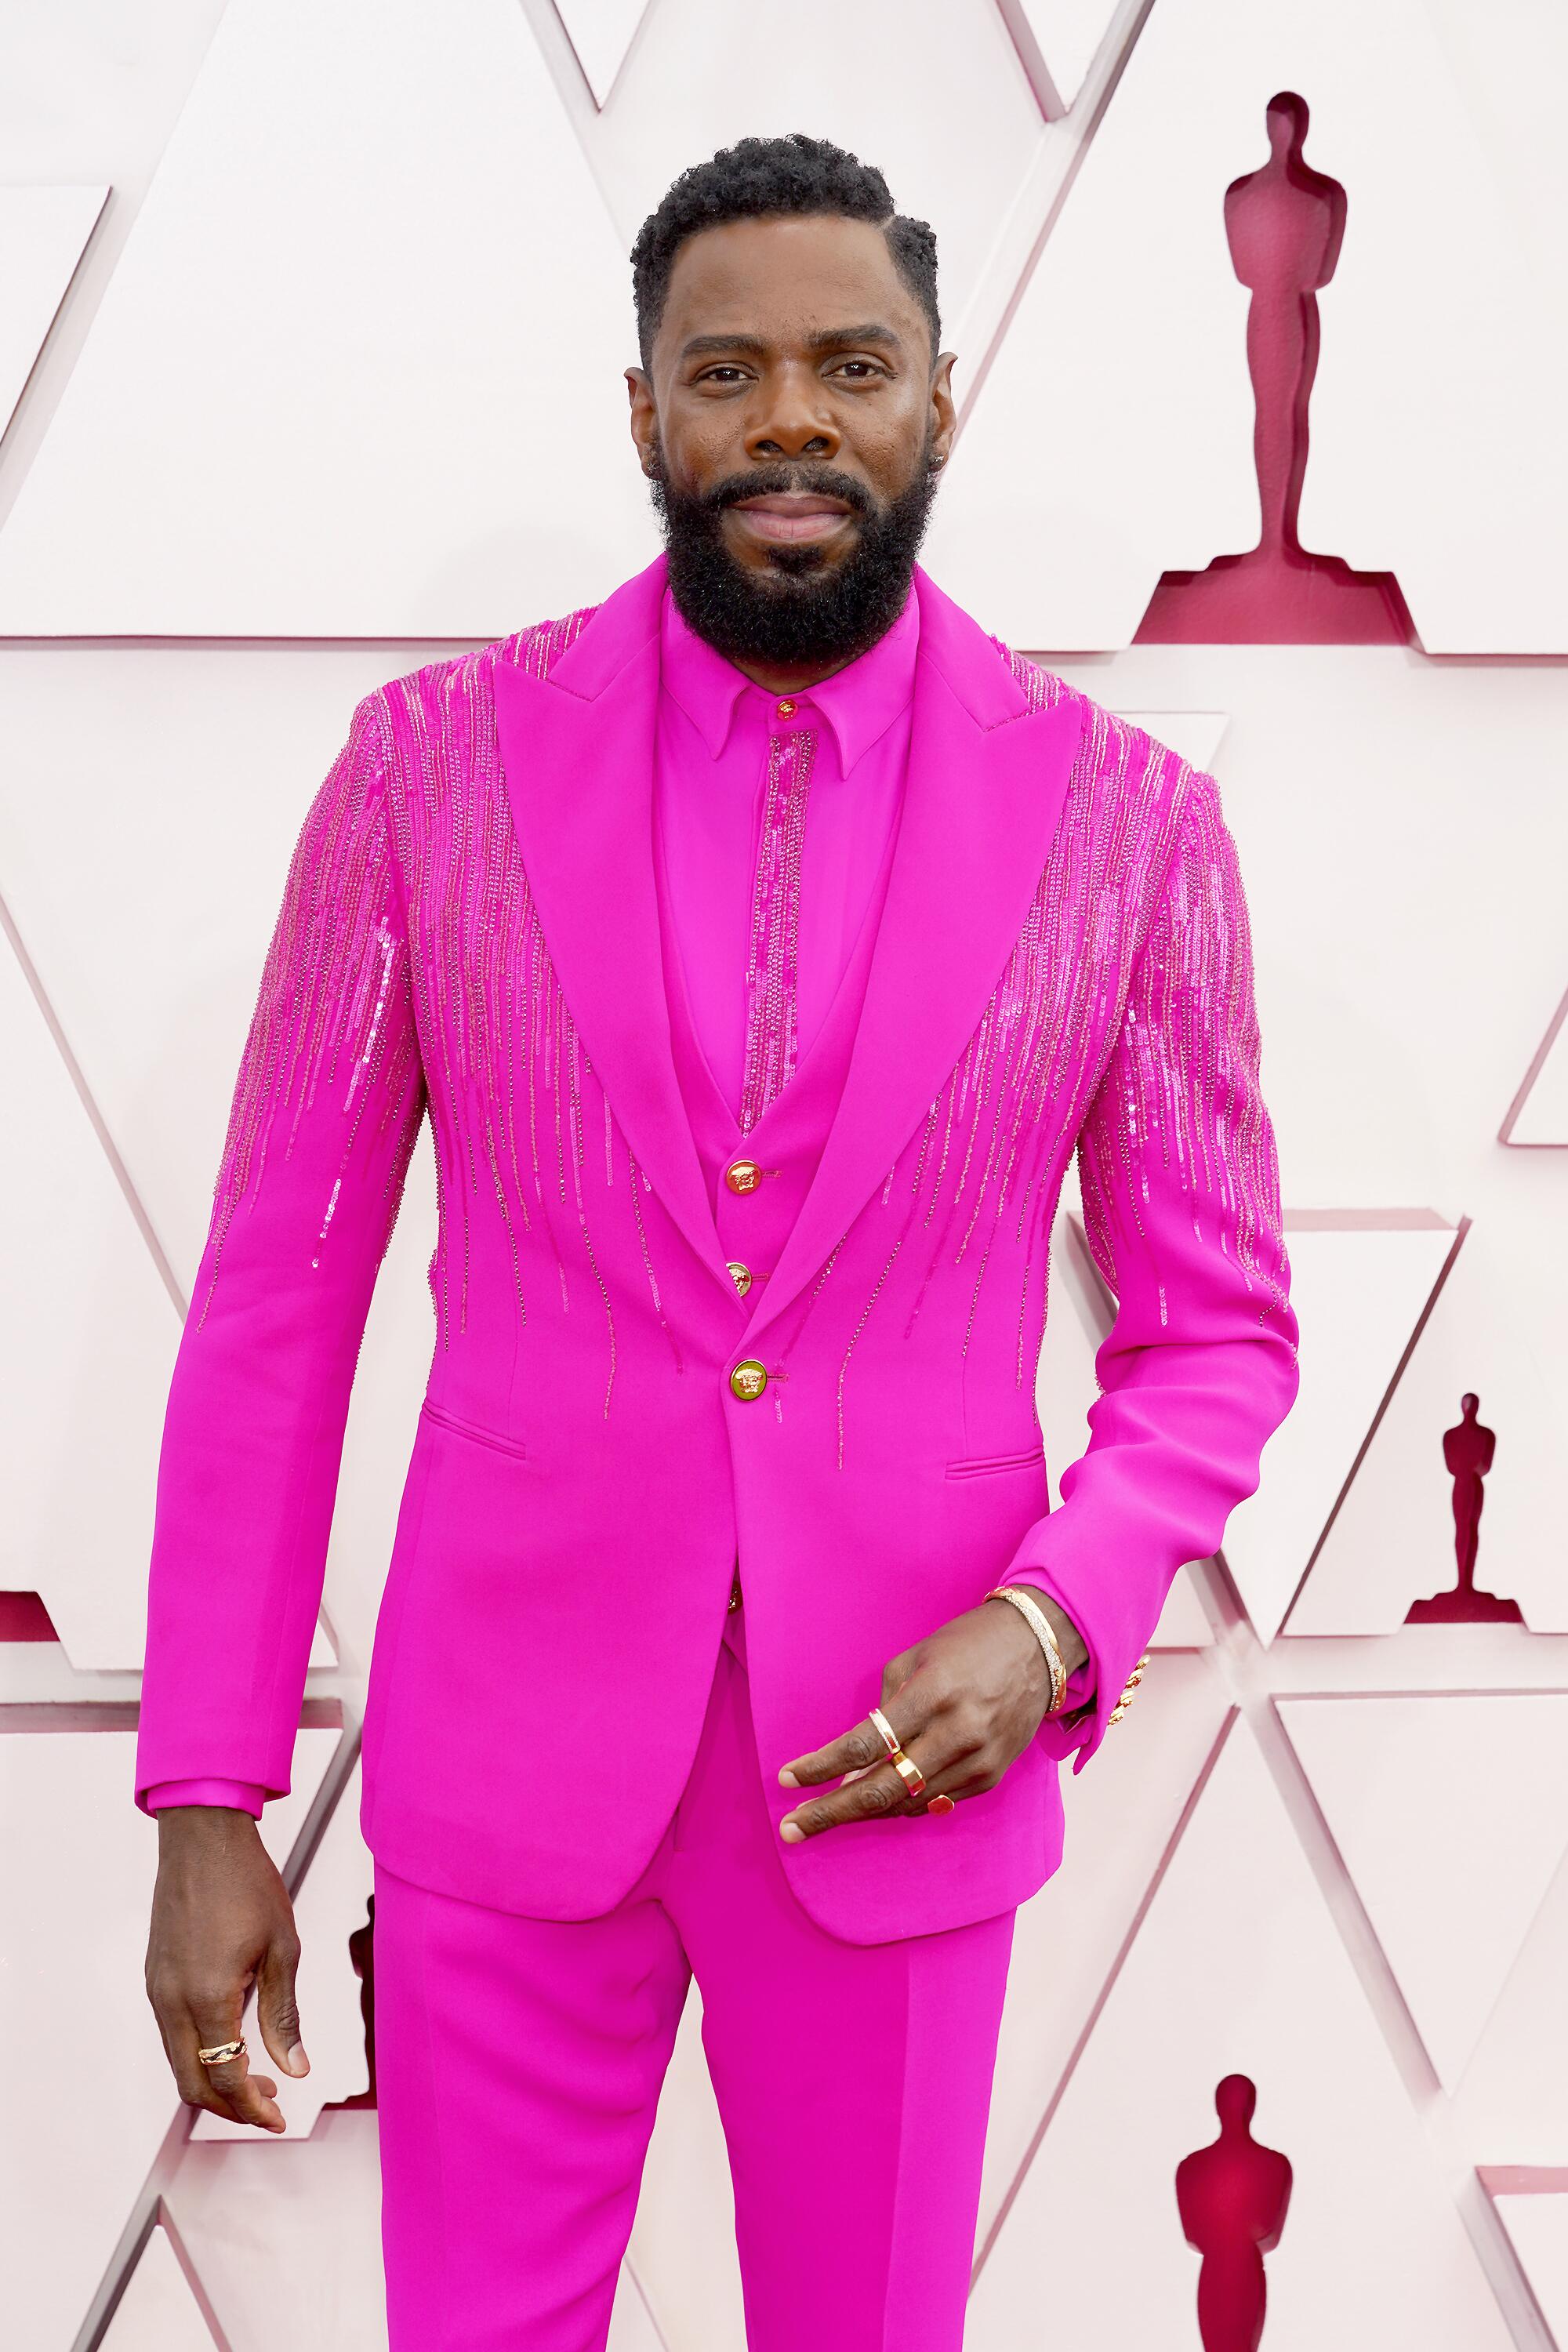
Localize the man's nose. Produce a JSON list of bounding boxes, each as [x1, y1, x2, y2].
[[746, 368, 840, 463]]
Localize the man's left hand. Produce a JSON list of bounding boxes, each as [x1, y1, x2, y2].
[[775, 1588, 1087, 1841]]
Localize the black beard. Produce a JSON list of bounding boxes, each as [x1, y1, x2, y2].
[[647, 445, 941, 671]]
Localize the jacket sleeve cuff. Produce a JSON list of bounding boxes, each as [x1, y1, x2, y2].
[[994, 1524, 1136, 1774], [143, 1777, 266, 1817]]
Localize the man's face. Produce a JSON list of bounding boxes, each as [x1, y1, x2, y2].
[[626, 213, 956, 674]]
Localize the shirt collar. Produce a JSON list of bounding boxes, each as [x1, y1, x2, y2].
[[659, 579, 919, 774]]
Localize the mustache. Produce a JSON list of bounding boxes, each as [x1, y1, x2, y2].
[[698, 465, 877, 519]]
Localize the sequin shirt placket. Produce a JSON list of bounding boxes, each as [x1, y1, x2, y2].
[[739, 714, 817, 1134]]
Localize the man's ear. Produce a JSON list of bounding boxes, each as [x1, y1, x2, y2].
[[626, 365, 659, 476], [930, 350, 959, 469]]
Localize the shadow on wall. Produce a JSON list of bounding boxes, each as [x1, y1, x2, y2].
[[1137, 90, 1413, 646]]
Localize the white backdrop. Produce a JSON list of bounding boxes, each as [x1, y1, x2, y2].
[[3, 4, 1567, 2347]]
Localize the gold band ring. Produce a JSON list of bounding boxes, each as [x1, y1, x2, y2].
[[197, 2037, 246, 2066], [867, 1704, 902, 1759], [889, 1749, 927, 1798]]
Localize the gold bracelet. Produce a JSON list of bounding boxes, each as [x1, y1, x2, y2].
[[985, 1584, 1068, 1715]]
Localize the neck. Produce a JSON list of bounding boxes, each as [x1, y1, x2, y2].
[[726, 648, 865, 696]]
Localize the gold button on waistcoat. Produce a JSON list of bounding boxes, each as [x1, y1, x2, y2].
[[726, 1260, 753, 1296], [775, 698, 797, 718], [724, 1157, 764, 1196], [729, 1359, 768, 1402]]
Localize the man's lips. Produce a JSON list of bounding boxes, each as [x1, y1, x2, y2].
[[726, 494, 857, 545]]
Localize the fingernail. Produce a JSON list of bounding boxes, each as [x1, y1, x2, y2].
[[286, 2043, 309, 2075], [778, 1768, 799, 1788], [780, 1821, 804, 1843]]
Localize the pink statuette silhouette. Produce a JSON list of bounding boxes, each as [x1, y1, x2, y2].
[[1405, 1392, 1523, 1624], [1139, 91, 1411, 644], [0, 1591, 57, 1640], [1175, 2075, 1293, 2352]]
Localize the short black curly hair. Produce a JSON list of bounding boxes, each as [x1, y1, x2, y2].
[[630, 133, 941, 373]]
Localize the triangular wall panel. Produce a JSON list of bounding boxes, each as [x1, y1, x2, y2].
[[1454, 1849, 1568, 2166], [1280, 1695, 1568, 2089], [100, 2222, 220, 2351], [553, 0, 652, 107], [969, 1719, 1518, 2347], [1501, 987, 1568, 1145], [0, 183, 109, 433], [1292, 1223, 1568, 1634], [1208, 1215, 1452, 1643], [1486, 2180, 1568, 2349], [0, 0, 654, 633], [1, 922, 181, 1667], [978, 1656, 1231, 2245], [1001, 0, 1123, 114]]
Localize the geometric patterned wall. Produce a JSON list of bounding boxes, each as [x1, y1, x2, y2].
[[3, 4, 1566, 2347]]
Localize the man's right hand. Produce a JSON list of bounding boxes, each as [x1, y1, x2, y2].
[[145, 1807, 309, 2133]]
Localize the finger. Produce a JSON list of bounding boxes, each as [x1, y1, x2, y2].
[[183, 2001, 285, 2133], [784, 1730, 1010, 1836], [256, 1923, 310, 2078], [781, 1754, 909, 1839], [912, 1748, 1021, 1817], [778, 1690, 930, 1790], [781, 1716, 960, 1835], [778, 1715, 888, 1790]]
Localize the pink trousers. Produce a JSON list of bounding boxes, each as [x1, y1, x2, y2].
[[372, 1605, 1018, 2350]]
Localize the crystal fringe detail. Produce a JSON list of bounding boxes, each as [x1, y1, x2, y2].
[[381, 614, 676, 1388], [813, 658, 1293, 1461], [201, 697, 424, 1326]]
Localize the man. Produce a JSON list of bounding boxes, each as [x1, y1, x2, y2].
[[139, 135, 1299, 2349]]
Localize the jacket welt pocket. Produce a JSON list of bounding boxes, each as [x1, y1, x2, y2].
[[419, 1399, 528, 1460], [944, 1446, 1045, 1480]]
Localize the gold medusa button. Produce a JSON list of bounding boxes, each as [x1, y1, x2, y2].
[[726, 1260, 753, 1296], [729, 1359, 768, 1402], [775, 698, 797, 718], [724, 1157, 764, 1196]]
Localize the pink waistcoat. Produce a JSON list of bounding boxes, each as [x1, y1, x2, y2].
[[654, 763, 899, 1294]]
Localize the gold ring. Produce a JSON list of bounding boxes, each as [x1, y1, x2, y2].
[[889, 1749, 927, 1798], [197, 2037, 246, 2066], [927, 1791, 956, 1817], [867, 1705, 902, 1759]]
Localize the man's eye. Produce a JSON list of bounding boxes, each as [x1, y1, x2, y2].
[[698, 366, 750, 384], [832, 361, 882, 379]]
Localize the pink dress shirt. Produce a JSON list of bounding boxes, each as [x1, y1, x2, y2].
[[146, 580, 1088, 1815], [653, 580, 917, 1123]]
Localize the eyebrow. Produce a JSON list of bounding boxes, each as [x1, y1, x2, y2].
[[679, 324, 904, 361]]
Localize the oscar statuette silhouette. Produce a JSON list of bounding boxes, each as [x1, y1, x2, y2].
[[1175, 2075, 1293, 2351], [1405, 1392, 1523, 1623], [320, 1892, 378, 2111], [1139, 90, 1410, 644]]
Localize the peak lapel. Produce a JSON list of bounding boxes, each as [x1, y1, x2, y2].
[[492, 557, 734, 1302], [742, 571, 1087, 1352]]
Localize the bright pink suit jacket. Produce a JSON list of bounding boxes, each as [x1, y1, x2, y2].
[[133, 554, 1299, 1944]]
